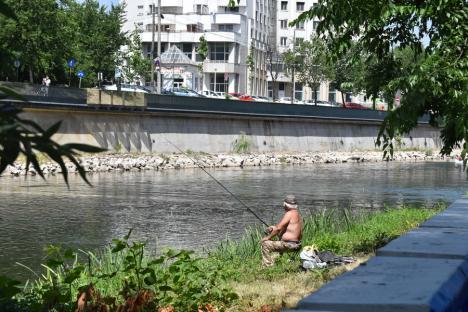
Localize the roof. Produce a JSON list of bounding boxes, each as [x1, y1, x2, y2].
[[160, 45, 196, 66]]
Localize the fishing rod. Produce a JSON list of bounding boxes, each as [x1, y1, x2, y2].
[[161, 137, 269, 227]]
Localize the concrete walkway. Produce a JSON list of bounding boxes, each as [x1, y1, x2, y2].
[[286, 196, 468, 312]]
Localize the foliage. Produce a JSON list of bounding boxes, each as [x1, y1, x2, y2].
[[246, 43, 255, 85], [265, 44, 282, 101], [8, 230, 238, 311], [233, 131, 251, 153], [197, 35, 208, 73], [0, 0, 126, 87], [294, 37, 333, 104], [293, 0, 468, 168], [122, 27, 151, 84]]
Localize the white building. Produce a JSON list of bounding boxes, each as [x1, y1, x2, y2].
[[267, 0, 335, 102], [121, 0, 274, 95]]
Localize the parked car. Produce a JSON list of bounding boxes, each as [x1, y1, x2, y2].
[[200, 90, 222, 98], [238, 94, 254, 101], [223, 93, 239, 100], [165, 88, 203, 97], [344, 102, 368, 109], [278, 97, 292, 104], [251, 96, 269, 102], [228, 92, 243, 98], [103, 84, 151, 93]]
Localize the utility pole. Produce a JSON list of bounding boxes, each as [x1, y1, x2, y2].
[[157, 0, 162, 94], [291, 30, 296, 105], [151, 0, 156, 91]]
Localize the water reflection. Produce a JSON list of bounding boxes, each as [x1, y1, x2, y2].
[[0, 161, 466, 279]]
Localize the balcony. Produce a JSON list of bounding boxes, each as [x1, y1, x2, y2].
[[161, 0, 182, 7], [212, 13, 243, 25]]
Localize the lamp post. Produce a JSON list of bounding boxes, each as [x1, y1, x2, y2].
[[291, 30, 296, 105]]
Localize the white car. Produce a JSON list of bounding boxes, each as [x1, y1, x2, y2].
[[251, 96, 269, 102], [103, 84, 150, 93], [199, 90, 223, 98], [278, 97, 292, 103]]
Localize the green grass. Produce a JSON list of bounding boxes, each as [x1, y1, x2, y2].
[[206, 205, 445, 283]]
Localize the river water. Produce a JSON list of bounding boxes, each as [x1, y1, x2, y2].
[[0, 161, 466, 279]]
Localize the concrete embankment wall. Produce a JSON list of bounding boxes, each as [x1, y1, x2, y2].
[[20, 106, 442, 154]]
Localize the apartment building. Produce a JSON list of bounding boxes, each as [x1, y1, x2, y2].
[[121, 0, 273, 95], [268, 0, 335, 102]]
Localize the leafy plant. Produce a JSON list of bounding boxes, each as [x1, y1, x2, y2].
[[293, 0, 467, 171], [233, 131, 251, 153]]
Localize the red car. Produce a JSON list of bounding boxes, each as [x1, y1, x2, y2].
[[344, 102, 368, 110], [228, 93, 254, 101]]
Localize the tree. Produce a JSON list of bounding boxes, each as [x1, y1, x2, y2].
[[0, 0, 72, 83], [246, 43, 255, 94], [70, 0, 127, 87], [122, 27, 151, 84], [0, 2, 104, 184], [196, 35, 208, 90], [294, 0, 467, 165], [294, 37, 333, 105], [265, 43, 282, 101]]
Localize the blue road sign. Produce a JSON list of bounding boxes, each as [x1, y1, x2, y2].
[[68, 58, 76, 68], [77, 70, 85, 78]]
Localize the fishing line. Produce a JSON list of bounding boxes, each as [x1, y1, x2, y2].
[[161, 136, 269, 227]]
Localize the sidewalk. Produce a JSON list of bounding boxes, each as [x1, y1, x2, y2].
[[286, 196, 468, 312]]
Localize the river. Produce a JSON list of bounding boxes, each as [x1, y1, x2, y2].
[[0, 161, 466, 279]]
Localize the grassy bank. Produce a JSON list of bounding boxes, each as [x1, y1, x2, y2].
[[2, 205, 443, 312]]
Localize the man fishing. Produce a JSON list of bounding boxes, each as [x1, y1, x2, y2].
[[261, 195, 303, 267]]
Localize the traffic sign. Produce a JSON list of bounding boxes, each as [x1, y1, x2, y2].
[[68, 58, 76, 68], [14, 60, 20, 68], [77, 70, 85, 78], [154, 57, 160, 67]]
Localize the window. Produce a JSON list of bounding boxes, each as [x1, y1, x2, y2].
[[280, 37, 287, 46], [196, 4, 209, 14], [137, 5, 143, 9], [296, 2, 304, 11], [209, 43, 230, 61], [295, 37, 304, 46], [182, 43, 193, 60], [281, 1, 287, 10], [296, 21, 304, 29], [280, 20, 288, 29], [279, 82, 285, 91], [210, 73, 228, 92], [219, 24, 234, 32], [187, 24, 200, 32], [295, 83, 303, 101], [328, 83, 336, 103]]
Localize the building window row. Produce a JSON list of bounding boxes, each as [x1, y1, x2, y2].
[[280, 1, 306, 12]]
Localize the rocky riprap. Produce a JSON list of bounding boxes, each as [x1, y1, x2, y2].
[[1, 151, 446, 177]]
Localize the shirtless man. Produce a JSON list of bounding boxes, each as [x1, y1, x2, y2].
[[261, 195, 303, 266]]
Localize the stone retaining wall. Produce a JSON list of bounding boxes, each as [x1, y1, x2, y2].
[[1, 150, 447, 177]]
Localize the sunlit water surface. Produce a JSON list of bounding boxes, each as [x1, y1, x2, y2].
[[0, 161, 466, 279]]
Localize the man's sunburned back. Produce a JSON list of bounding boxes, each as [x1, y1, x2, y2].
[[280, 209, 302, 241]]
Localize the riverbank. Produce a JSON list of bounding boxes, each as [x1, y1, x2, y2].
[[1, 150, 450, 177], [3, 205, 443, 311]]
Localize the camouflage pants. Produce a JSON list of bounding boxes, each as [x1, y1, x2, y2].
[[261, 240, 301, 266]]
